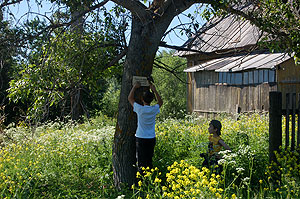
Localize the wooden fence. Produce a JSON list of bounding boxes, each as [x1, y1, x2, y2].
[[269, 91, 300, 162]]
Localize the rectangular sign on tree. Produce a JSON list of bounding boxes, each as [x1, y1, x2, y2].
[[132, 76, 149, 86]]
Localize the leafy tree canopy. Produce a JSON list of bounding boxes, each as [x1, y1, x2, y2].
[[5, 0, 127, 122]]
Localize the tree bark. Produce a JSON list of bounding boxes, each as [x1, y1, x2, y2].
[[111, 0, 210, 189]]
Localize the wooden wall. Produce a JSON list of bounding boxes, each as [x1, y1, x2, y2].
[[186, 58, 300, 115], [186, 72, 194, 113], [186, 72, 277, 115], [277, 59, 300, 108]]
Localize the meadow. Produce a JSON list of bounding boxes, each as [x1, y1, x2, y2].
[[0, 113, 299, 198]]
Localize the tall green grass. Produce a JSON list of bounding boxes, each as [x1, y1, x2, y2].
[[0, 115, 117, 198], [0, 113, 299, 198]]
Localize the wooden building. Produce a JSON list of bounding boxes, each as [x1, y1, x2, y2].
[[177, 12, 300, 116]]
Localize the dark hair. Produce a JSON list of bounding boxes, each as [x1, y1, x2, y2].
[[142, 90, 154, 104], [210, 120, 222, 136]]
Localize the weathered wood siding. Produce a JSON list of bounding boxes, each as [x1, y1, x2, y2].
[[186, 71, 277, 114], [277, 59, 300, 108], [187, 72, 194, 113], [186, 58, 300, 115], [192, 84, 277, 114]]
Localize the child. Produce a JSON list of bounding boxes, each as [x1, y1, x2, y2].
[[128, 81, 163, 170], [201, 120, 231, 170]]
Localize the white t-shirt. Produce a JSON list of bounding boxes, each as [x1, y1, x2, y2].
[[133, 102, 160, 138]]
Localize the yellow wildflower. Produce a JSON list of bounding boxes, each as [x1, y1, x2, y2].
[[154, 178, 161, 183], [138, 180, 142, 187]]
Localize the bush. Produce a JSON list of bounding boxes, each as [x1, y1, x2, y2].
[[101, 77, 121, 118]]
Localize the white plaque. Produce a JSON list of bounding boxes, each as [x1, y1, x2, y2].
[[132, 76, 149, 86]]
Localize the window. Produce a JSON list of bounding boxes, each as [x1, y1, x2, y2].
[[222, 72, 227, 83], [269, 70, 275, 82], [243, 72, 249, 85], [249, 71, 254, 84], [235, 73, 243, 85], [263, 69, 269, 82], [227, 73, 232, 84], [195, 71, 218, 86], [194, 72, 202, 87], [254, 70, 258, 84], [216, 69, 276, 86], [219, 72, 223, 83]]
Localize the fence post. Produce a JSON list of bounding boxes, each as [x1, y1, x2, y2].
[[286, 93, 290, 149], [269, 91, 282, 163], [291, 93, 296, 151], [298, 93, 300, 148]]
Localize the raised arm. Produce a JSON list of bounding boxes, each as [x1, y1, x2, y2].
[[128, 82, 141, 107], [149, 83, 163, 107]]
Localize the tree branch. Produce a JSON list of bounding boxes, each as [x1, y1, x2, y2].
[[110, 0, 151, 23], [106, 47, 128, 68], [153, 60, 186, 84], [49, 0, 109, 29], [224, 4, 289, 38], [159, 42, 211, 54], [0, 0, 23, 9]]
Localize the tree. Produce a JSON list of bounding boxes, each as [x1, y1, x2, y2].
[[3, 0, 300, 189], [7, 1, 126, 122], [0, 5, 26, 124]]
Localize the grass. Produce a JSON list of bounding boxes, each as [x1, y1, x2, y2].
[[0, 113, 299, 198]]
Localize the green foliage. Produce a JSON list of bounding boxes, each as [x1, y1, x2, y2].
[[3, 0, 128, 123], [0, 13, 25, 125], [153, 50, 187, 119], [1, 113, 300, 198], [0, 113, 118, 198], [240, 1, 299, 61], [100, 77, 121, 118], [8, 26, 123, 122]]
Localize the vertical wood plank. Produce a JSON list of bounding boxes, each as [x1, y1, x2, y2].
[[286, 93, 290, 149], [269, 91, 282, 163], [291, 93, 296, 151], [297, 93, 300, 147]]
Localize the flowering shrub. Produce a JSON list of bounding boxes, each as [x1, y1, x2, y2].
[[131, 167, 163, 199], [162, 160, 223, 199]]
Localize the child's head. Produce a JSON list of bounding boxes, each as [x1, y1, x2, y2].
[[142, 90, 155, 104], [209, 120, 222, 136]]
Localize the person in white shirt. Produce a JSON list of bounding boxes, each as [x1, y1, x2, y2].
[[128, 81, 163, 170]]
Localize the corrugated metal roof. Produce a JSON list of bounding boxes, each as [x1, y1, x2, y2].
[[184, 52, 290, 72]]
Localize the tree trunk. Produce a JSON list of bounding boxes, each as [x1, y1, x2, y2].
[[70, 86, 82, 120], [112, 15, 167, 188]]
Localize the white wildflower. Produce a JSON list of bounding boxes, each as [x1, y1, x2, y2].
[[115, 195, 125, 199], [243, 177, 250, 182], [218, 159, 226, 165], [236, 167, 245, 174]]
